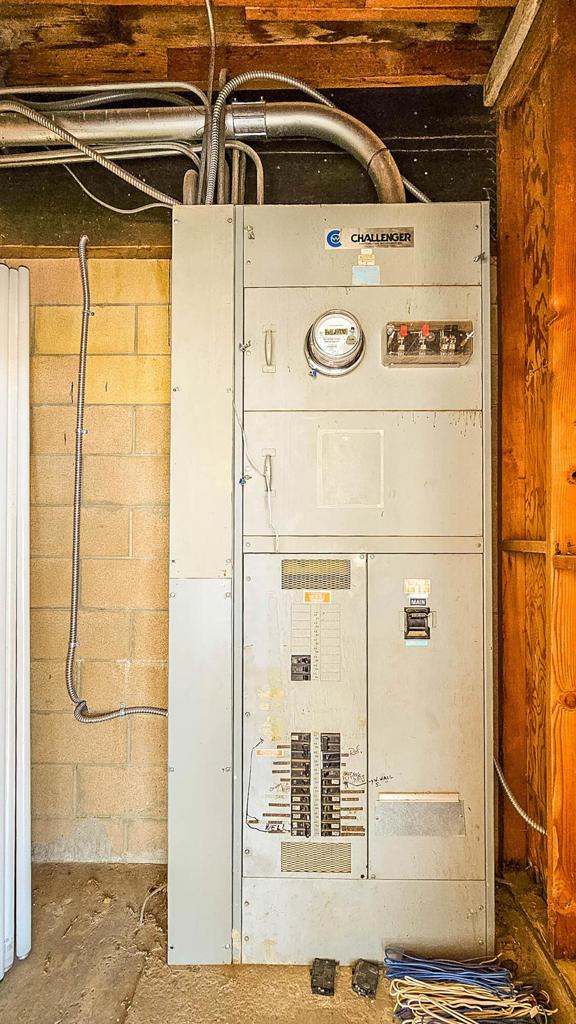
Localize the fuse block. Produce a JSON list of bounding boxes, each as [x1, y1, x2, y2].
[[382, 320, 474, 366]]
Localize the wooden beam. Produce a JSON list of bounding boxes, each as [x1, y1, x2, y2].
[[0, 2, 506, 88], [498, 106, 529, 867], [502, 539, 546, 554], [169, 40, 494, 87], [367, 0, 512, 5], [246, 7, 483, 22], [484, 0, 544, 105], [546, 0, 576, 958]]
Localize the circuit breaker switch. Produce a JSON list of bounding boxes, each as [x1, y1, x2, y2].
[[404, 606, 431, 640]]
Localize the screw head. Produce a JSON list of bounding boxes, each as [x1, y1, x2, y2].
[[244, 848, 250, 855]]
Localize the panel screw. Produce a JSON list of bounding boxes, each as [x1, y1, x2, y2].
[[246, 576, 251, 582], [244, 900, 250, 907], [225, 943, 231, 949], [244, 848, 250, 855], [244, 935, 250, 941], [169, 592, 175, 598], [244, 711, 250, 718], [369, 554, 375, 560], [245, 541, 251, 548]]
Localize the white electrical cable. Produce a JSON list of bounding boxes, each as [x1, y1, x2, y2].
[[138, 882, 167, 927], [389, 976, 556, 1023], [233, 400, 280, 551], [494, 757, 547, 836], [63, 165, 171, 215]]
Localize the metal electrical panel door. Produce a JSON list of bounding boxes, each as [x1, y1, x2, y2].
[[367, 554, 485, 881], [243, 554, 367, 880], [169, 202, 493, 966], [244, 287, 482, 413], [243, 411, 483, 539]]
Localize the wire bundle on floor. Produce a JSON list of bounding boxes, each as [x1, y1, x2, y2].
[[383, 948, 557, 1023]]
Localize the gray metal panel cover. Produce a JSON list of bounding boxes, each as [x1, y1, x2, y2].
[[168, 578, 232, 964], [244, 285, 482, 412], [242, 878, 488, 963], [244, 203, 483, 289], [170, 207, 235, 579]]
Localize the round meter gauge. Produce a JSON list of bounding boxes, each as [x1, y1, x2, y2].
[[305, 310, 365, 377]]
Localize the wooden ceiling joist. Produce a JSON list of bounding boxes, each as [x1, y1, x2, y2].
[[0, 0, 516, 89], [246, 8, 486, 23]]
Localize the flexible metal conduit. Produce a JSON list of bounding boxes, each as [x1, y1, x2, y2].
[[0, 100, 406, 204], [493, 757, 547, 836], [0, 140, 265, 204], [0, 99, 182, 206], [65, 235, 168, 723], [205, 71, 335, 204]]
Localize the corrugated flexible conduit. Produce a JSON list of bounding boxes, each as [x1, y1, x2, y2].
[[0, 99, 182, 208], [65, 235, 168, 723], [205, 71, 334, 204], [493, 757, 546, 835]]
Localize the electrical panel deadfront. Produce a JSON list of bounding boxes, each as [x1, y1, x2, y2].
[[168, 203, 493, 965]]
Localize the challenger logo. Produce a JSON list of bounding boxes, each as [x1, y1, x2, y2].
[[325, 227, 414, 250]]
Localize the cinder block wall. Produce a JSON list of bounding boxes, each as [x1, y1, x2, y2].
[[24, 258, 170, 863]]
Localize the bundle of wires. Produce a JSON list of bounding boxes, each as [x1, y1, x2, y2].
[[383, 948, 557, 1023]]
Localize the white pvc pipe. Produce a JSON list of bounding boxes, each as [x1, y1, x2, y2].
[[3, 269, 19, 974], [0, 266, 9, 981], [15, 268, 31, 960], [0, 266, 31, 975]]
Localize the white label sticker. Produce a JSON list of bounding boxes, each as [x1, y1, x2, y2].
[[326, 227, 414, 250]]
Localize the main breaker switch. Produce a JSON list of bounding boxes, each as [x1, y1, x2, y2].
[[404, 606, 431, 640]]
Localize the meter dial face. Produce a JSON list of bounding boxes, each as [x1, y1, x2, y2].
[[305, 310, 365, 376]]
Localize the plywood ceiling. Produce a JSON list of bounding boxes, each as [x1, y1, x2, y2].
[[0, 1, 515, 89]]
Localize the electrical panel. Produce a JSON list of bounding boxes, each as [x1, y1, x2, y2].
[[168, 203, 492, 966]]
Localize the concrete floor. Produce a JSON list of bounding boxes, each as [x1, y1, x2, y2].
[[0, 865, 574, 1024]]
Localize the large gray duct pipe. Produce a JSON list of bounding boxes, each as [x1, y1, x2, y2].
[[0, 100, 405, 203]]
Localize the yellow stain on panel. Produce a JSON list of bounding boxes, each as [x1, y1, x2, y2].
[[260, 717, 284, 743]]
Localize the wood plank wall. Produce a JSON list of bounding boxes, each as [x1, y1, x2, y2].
[[496, 0, 576, 956]]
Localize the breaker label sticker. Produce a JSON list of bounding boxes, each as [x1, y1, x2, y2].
[[325, 227, 414, 249], [303, 590, 331, 604], [404, 578, 431, 596]]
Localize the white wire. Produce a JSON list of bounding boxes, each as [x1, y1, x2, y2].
[[63, 164, 171, 214], [389, 977, 556, 1023], [233, 400, 280, 551], [138, 882, 167, 926]]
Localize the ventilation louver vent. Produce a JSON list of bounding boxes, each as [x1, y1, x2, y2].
[[281, 559, 351, 591], [281, 841, 352, 874]]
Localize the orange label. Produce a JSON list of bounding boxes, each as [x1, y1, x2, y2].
[[303, 590, 331, 604]]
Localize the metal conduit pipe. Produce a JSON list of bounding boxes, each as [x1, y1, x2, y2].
[[0, 139, 266, 204], [0, 100, 406, 203], [264, 103, 405, 204]]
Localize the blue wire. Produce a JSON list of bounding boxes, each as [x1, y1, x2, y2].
[[384, 947, 515, 997]]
